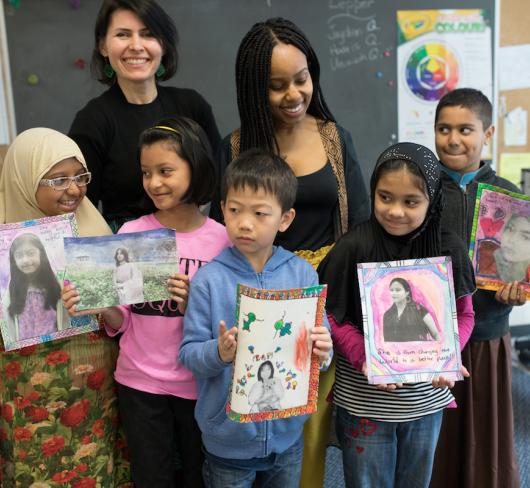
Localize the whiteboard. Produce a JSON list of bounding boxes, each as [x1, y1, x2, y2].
[[0, 1, 16, 144]]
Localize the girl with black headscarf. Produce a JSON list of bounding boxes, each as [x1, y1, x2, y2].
[[318, 142, 475, 488]]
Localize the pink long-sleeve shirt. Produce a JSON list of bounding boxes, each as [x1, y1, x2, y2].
[[106, 214, 231, 398]]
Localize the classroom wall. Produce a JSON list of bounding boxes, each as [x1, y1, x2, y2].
[[4, 0, 496, 184]]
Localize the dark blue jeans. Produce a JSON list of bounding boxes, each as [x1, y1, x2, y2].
[[336, 406, 443, 488], [202, 434, 303, 488]]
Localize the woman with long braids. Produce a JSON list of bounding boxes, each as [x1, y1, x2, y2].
[[211, 17, 370, 486]]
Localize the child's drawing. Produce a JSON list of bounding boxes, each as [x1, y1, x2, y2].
[[357, 257, 463, 384], [0, 214, 99, 351], [227, 284, 327, 423], [470, 183, 530, 299]]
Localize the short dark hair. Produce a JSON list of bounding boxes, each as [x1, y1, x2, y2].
[[236, 17, 335, 153], [257, 360, 275, 382], [139, 116, 216, 205], [221, 149, 297, 212], [92, 0, 178, 85], [435, 88, 492, 129]]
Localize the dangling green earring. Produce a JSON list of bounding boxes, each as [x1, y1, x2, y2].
[[103, 63, 115, 79], [156, 63, 166, 78]]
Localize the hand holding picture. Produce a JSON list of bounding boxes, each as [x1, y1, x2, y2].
[[62, 282, 124, 330], [495, 281, 526, 306], [167, 273, 189, 314], [218, 320, 237, 363], [431, 365, 470, 389], [311, 326, 332, 364]]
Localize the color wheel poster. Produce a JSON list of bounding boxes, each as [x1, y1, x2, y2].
[[397, 10, 492, 153]]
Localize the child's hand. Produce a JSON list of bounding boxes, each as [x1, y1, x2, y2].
[[361, 362, 403, 391], [217, 320, 237, 363], [432, 365, 470, 389], [311, 326, 332, 364], [62, 282, 102, 317], [167, 273, 189, 314], [495, 281, 526, 306]]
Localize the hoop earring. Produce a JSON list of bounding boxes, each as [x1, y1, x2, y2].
[[156, 63, 166, 78], [406, 295, 411, 303], [103, 63, 115, 79]]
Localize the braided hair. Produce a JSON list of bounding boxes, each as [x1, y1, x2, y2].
[[236, 17, 335, 154]]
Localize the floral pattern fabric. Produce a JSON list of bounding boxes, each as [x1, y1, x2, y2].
[[0, 330, 132, 488]]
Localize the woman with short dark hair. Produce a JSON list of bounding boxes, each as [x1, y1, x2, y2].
[[70, 0, 220, 232]]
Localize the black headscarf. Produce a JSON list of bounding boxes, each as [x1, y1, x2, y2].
[[318, 142, 475, 328]]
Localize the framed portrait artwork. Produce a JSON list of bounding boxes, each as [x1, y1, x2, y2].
[[64, 228, 179, 309], [357, 257, 463, 384], [0, 214, 99, 351], [470, 183, 530, 299], [226, 284, 327, 423]]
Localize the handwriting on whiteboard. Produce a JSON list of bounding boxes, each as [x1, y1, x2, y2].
[[328, 0, 380, 71]]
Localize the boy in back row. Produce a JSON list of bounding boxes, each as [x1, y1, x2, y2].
[[179, 149, 332, 487], [431, 88, 525, 488]]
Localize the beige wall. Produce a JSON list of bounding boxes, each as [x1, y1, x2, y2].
[[0, 144, 8, 166]]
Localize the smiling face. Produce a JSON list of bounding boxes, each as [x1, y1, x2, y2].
[[35, 157, 87, 216], [141, 141, 192, 212], [373, 167, 430, 236], [268, 43, 313, 129], [500, 215, 530, 263], [99, 8, 163, 86], [222, 185, 295, 271], [13, 242, 41, 275], [435, 105, 494, 175]]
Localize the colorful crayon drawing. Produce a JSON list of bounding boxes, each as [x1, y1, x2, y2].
[[470, 183, 530, 299], [0, 214, 99, 351], [357, 256, 463, 385], [227, 284, 326, 423]]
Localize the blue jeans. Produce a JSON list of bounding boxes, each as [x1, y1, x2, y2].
[[202, 435, 303, 488], [336, 406, 443, 488]]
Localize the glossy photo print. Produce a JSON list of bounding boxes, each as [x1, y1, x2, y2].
[[64, 228, 178, 310], [357, 257, 462, 384], [227, 284, 327, 423], [470, 183, 530, 299], [0, 214, 98, 351]]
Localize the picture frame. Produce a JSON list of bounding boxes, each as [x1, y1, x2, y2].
[[469, 183, 530, 299], [64, 228, 178, 310], [0, 214, 99, 351], [357, 257, 463, 384], [226, 284, 327, 423]]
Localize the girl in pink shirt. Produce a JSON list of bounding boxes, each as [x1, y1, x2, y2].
[[64, 117, 231, 487]]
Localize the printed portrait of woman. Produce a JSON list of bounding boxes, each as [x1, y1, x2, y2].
[[112, 247, 144, 305], [382, 277, 441, 342], [4, 233, 69, 342], [494, 213, 530, 284], [248, 360, 284, 413]]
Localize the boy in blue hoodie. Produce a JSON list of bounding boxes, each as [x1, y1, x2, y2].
[[179, 148, 332, 488]]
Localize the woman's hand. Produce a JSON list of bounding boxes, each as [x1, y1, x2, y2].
[[167, 273, 189, 314], [495, 281, 526, 306], [432, 365, 470, 389], [311, 326, 333, 364], [361, 362, 403, 391]]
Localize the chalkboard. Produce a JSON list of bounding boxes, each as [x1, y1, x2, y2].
[[4, 0, 496, 182]]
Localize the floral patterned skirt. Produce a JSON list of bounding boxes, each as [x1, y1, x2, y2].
[[0, 330, 132, 488]]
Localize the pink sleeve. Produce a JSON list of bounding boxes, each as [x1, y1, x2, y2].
[[328, 313, 365, 371], [104, 305, 131, 337], [456, 295, 474, 350]]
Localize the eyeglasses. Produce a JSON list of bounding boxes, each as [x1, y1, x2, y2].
[[39, 172, 92, 191]]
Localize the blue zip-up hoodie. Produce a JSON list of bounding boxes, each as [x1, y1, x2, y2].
[[179, 245, 329, 460]]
